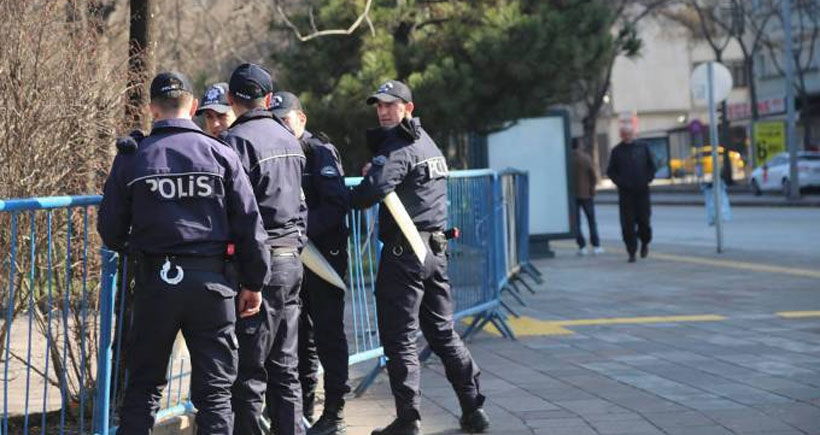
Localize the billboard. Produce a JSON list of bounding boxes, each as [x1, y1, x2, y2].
[[487, 112, 572, 237]]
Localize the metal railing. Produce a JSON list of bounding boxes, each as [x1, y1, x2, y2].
[[1, 168, 527, 433]]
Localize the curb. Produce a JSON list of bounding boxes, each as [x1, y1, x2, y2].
[[596, 195, 820, 208]]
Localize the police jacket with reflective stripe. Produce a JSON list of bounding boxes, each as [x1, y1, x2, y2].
[[222, 108, 307, 249], [350, 119, 449, 241], [301, 130, 349, 250], [97, 118, 270, 291]]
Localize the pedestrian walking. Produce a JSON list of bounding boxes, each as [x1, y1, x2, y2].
[[572, 141, 604, 256], [606, 124, 656, 262]]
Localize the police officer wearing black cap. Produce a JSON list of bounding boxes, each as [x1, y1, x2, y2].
[[98, 71, 271, 435], [272, 91, 350, 435], [222, 64, 308, 435], [196, 82, 236, 137], [349, 80, 490, 435]]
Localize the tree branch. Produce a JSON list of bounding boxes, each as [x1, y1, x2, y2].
[[276, 0, 375, 42]]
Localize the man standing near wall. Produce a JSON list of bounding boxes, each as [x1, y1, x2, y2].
[[606, 124, 656, 263]]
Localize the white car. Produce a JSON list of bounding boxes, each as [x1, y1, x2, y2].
[[750, 151, 820, 196]]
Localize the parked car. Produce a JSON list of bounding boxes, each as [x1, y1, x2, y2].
[[749, 151, 820, 196]]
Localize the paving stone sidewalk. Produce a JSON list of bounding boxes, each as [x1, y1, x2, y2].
[[339, 242, 820, 435]]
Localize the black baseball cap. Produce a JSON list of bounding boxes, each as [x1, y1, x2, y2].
[[229, 63, 274, 101], [270, 91, 303, 118], [150, 72, 193, 99], [366, 80, 412, 105], [195, 82, 231, 115]]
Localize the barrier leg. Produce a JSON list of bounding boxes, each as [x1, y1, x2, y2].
[[502, 283, 527, 307], [500, 299, 520, 318], [523, 263, 544, 285], [460, 314, 484, 340], [514, 276, 536, 295], [489, 313, 516, 340], [353, 356, 386, 397]]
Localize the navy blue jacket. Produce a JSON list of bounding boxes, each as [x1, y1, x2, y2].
[[350, 118, 449, 241], [301, 131, 349, 250], [97, 118, 270, 291], [222, 108, 307, 249]]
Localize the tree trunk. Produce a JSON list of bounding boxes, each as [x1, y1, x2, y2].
[[126, 0, 155, 131], [581, 114, 601, 178]]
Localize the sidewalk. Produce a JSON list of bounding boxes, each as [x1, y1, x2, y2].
[[595, 190, 820, 208], [339, 242, 820, 435]]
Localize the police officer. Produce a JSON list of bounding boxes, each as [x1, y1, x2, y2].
[[196, 82, 236, 137], [98, 71, 270, 435], [222, 64, 307, 435], [271, 91, 350, 435], [349, 81, 490, 435]]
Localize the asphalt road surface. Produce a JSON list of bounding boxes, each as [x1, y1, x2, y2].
[[591, 204, 820, 260]]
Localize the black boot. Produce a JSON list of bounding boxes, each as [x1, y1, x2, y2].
[[371, 418, 421, 435], [460, 408, 490, 433], [308, 403, 346, 435], [640, 242, 649, 258]]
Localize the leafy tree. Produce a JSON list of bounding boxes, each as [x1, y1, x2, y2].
[[272, 0, 614, 170]]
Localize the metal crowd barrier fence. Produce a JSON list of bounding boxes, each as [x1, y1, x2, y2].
[[1, 168, 523, 433], [497, 171, 543, 317]]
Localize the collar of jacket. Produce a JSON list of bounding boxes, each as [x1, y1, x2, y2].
[[151, 118, 204, 134]]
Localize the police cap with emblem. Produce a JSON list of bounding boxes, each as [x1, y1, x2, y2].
[[229, 63, 275, 101], [196, 82, 231, 115], [270, 91, 303, 118], [150, 71, 193, 99], [366, 80, 413, 105]]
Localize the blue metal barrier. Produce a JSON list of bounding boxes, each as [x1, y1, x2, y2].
[[1, 196, 104, 435], [1, 168, 525, 432]]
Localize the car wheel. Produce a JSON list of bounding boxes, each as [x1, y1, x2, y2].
[[782, 178, 791, 197], [751, 179, 762, 196]]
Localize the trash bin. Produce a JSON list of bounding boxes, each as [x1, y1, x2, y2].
[[702, 182, 731, 226]]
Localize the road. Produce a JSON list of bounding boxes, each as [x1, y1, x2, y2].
[[592, 204, 820, 260]]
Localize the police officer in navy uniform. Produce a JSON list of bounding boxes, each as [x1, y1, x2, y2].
[[222, 64, 308, 435], [98, 71, 271, 435], [271, 91, 350, 435], [196, 82, 236, 137], [349, 81, 490, 435]]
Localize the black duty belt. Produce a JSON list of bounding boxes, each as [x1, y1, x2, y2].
[[140, 254, 226, 272]]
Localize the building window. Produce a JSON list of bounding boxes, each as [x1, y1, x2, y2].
[[727, 61, 748, 87]]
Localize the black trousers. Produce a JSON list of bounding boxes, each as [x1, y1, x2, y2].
[[376, 237, 484, 421], [298, 249, 350, 416], [232, 253, 305, 435], [617, 189, 652, 254], [574, 198, 600, 249], [118, 258, 238, 435]]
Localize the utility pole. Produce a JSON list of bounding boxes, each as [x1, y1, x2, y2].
[[782, 0, 800, 199]]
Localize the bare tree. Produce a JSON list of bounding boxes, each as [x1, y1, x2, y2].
[[576, 0, 671, 174], [762, 0, 820, 148], [275, 0, 376, 42]]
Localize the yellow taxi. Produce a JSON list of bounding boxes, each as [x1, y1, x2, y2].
[[681, 146, 745, 180]]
